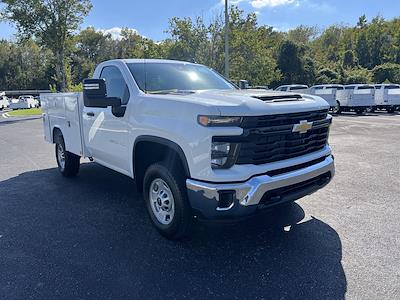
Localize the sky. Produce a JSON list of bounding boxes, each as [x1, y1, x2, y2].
[[0, 0, 399, 41]]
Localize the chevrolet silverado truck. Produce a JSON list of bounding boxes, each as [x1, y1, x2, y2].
[[42, 59, 335, 239]]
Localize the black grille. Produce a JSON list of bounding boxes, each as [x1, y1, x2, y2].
[[241, 109, 329, 129], [213, 109, 331, 165]]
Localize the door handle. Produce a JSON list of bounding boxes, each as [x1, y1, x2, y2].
[[86, 112, 95, 117]]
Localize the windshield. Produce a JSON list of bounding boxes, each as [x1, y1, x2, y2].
[[128, 62, 235, 93], [290, 86, 307, 91]]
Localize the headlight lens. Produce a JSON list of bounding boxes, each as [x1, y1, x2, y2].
[[198, 115, 242, 127], [211, 142, 239, 169]]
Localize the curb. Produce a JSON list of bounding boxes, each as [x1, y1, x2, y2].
[[0, 115, 42, 125]]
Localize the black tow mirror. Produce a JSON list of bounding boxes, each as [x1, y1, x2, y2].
[[239, 80, 249, 89], [83, 79, 121, 108]]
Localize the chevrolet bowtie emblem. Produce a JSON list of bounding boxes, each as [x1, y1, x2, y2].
[[292, 120, 313, 134]]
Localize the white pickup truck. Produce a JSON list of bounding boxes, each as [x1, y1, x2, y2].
[[0, 95, 10, 110], [42, 59, 335, 239]]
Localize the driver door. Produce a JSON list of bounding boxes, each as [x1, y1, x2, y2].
[[82, 65, 131, 174]]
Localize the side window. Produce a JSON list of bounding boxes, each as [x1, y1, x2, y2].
[[100, 66, 130, 105]]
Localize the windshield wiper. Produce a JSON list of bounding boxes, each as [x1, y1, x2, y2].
[[146, 89, 196, 95]]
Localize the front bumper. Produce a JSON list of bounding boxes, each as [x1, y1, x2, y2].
[[186, 155, 334, 220]]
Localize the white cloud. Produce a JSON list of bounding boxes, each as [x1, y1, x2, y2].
[[97, 27, 140, 40], [214, 0, 298, 10], [250, 0, 296, 8]]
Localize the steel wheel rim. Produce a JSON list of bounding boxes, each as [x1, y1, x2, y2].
[[149, 178, 175, 225], [57, 143, 65, 170]]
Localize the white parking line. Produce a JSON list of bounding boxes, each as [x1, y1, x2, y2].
[[2, 113, 9, 119]]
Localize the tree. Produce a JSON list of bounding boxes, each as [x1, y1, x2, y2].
[[277, 40, 303, 84], [372, 63, 400, 83], [315, 68, 340, 84], [344, 68, 372, 84], [0, 39, 52, 90], [287, 25, 318, 45], [343, 50, 357, 68], [357, 15, 368, 29], [1, 0, 92, 91], [355, 31, 370, 68]]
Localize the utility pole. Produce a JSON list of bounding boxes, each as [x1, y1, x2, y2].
[[224, 0, 229, 78]]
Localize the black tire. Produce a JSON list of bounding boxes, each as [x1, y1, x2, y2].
[[143, 162, 193, 240], [333, 101, 341, 114], [356, 109, 364, 115], [54, 133, 80, 177], [387, 107, 395, 113]]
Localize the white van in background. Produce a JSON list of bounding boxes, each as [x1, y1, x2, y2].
[[306, 85, 344, 113], [9, 95, 39, 110], [275, 84, 309, 92], [0, 95, 10, 110], [336, 84, 375, 114], [373, 84, 400, 113]]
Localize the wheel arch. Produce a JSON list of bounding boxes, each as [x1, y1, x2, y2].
[[133, 136, 191, 192], [52, 126, 63, 143]]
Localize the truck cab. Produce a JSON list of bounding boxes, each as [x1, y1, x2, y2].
[[307, 84, 344, 113], [275, 84, 309, 92], [42, 59, 334, 239]]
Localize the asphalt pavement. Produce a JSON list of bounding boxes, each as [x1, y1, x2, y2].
[[0, 112, 399, 299]]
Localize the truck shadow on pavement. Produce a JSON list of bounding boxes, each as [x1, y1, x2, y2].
[[0, 163, 347, 299]]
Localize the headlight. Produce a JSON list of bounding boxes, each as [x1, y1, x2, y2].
[[198, 115, 242, 127], [211, 142, 239, 169]]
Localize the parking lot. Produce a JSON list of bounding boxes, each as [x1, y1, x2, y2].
[[0, 113, 399, 299]]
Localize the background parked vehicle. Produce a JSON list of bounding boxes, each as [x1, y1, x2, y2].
[[0, 95, 10, 110], [373, 84, 400, 113], [9, 95, 40, 110], [305, 84, 344, 113], [336, 84, 375, 114], [275, 84, 308, 92]]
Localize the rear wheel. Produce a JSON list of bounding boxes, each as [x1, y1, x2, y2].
[[55, 134, 80, 177], [356, 109, 364, 115], [387, 107, 395, 113], [143, 162, 193, 240]]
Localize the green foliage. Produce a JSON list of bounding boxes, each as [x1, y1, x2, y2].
[[344, 68, 372, 84], [0, 39, 52, 90], [1, 0, 92, 91], [343, 50, 357, 68], [372, 63, 400, 83], [315, 68, 340, 84], [0, 5, 400, 90]]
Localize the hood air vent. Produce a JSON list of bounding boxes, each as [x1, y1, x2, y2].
[[252, 94, 303, 103]]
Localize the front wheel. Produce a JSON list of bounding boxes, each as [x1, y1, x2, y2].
[[332, 101, 341, 114], [55, 134, 80, 177], [143, 163, 193, 240]]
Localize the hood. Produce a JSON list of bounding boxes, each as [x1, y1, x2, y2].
[[148, 89, 330, 116]]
